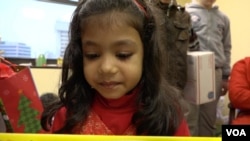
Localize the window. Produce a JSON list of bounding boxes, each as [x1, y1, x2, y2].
[[0, 0, 76, 59]]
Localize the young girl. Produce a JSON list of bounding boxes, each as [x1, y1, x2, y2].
[[41, 0, 190, 136]]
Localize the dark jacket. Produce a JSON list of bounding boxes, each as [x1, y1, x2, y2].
[[157, 1, 199, 90]]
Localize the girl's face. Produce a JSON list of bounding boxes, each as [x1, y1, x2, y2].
[[81, 14, 143, 99]]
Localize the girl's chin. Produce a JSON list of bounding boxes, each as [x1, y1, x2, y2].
[[98, 93, 124, 100]]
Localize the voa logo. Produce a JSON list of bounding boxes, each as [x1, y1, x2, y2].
[[226, 129, 246, 136]]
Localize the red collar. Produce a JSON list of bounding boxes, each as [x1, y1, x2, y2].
[[92, 87, 139, 134]]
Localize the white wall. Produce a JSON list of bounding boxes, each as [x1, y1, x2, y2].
[[31, 68, 61, 95]]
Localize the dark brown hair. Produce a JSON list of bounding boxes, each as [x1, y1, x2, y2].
[[41, 0, 184, 135]]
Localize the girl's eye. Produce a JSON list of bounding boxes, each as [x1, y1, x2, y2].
[[84, 53, 100, 60], [116, 53, 132, 60]]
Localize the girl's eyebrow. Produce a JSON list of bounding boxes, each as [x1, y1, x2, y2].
[[82, 39, 137, 48], [112, 39, 137, 48], [82, 40, 100, 48]]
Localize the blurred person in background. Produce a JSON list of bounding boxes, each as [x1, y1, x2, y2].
[[186, 0, 232, 136], [229, 57, 250, 125]]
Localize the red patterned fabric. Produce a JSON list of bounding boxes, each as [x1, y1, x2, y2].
[[51, 87, 190, 135], [91, 90, 138, 134], [76, 111, 136, 134], [52, 107, 190, 135]]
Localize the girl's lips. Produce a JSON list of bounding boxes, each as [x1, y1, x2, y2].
[[99, 82, 120, 88]]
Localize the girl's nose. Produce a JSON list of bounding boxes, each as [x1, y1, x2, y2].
[[98, 55, 118, 75]]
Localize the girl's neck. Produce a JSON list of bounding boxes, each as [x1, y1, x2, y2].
[[92, 87, 140, 134], [94, 87, 140, 109]]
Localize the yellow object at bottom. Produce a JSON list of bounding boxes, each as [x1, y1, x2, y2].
[[0, 133, 221, 141]]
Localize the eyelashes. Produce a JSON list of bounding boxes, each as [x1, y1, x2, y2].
[[84, 52, 133, 60], [116, 53, 133, 59], [84, 53, 100, 60]]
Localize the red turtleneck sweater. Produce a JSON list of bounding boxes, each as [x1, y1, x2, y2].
[[51, 89, 190, 136]]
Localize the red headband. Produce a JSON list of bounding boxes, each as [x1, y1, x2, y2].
[[133, 0, 148, 17]]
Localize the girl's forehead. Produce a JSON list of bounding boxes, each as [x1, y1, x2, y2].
[[81, 12, 139, 31]]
